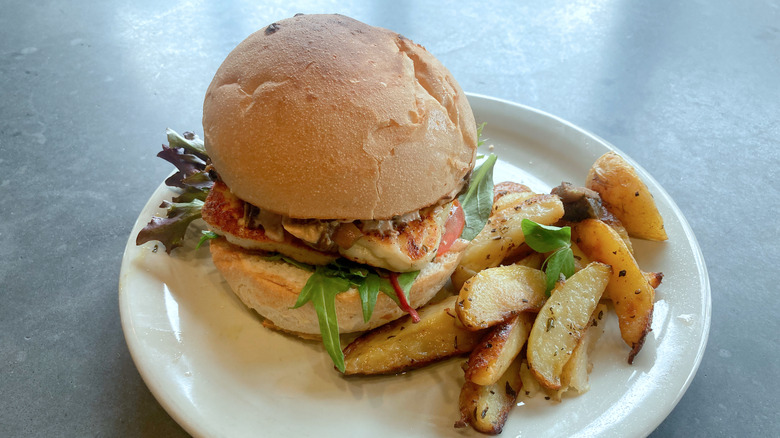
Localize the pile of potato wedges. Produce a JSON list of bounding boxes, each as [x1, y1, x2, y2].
[[341, 152, 667, 435]]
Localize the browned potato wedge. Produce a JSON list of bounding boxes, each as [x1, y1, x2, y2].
[[451, 265, 480, 294], [455, 355, 524, 435], [465, 313, 533, 386], [552, 303, 608, 400], [572, 219, 655, 363], [453, 194, 564, 290], [456, 265, 547, 331], [527, 262, 611, 390], [493, 181, 532, 204], [511, 307, 608, 402], [586, 152, 668, 241], [342, 296, 486, 375]]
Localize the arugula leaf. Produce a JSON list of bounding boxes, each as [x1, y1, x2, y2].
[[196, 230, 219, 249], [392, 270, 420, 299], [293, 267, 352, 372], [262, 253, 316, 272], [458, 153, 497, 241], [476, 122, 487, 147], [520, 219, 575, 295], [376, 270, 419, 306], [287, 260, 422, 371], [357, 274, 381, 323]]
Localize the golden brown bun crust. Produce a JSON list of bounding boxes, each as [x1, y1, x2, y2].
[[209, 237, 467, 335], [203, 14, 477, 220]]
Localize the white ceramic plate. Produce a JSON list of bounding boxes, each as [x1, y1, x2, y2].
[[119, 94, 710, 438]]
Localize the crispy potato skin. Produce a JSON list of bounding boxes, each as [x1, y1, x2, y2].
[[455, 356, 524, 435], [456, 265, 547, 331], [342, 296, 486, 375], [571, 219, 655, 363], [586, 152, 668, 241], [493, 181, 532, 204], [465, 313, 532, 386]]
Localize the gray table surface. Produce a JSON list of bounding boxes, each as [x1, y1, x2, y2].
[[2, 1, 777, 437]]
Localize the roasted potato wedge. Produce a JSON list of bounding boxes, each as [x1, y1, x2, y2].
[[492, 190, 538, 213], [518, 360, 542, 399], [456, 265, 547, 331], [455, 355, 524, 435], [453, 194, 565, 290], [527, 262, 611, 390], [571, 219, 656, 363], [586, 152, 668, 241], [552, 303, 608, 400], [493, 181, 532, 204], [342, 296, 486, 375], [465, 313, 533, 386], [608, 219, 634, 254]]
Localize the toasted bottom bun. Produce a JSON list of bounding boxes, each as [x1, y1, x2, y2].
[[209, 237, 467, 336]]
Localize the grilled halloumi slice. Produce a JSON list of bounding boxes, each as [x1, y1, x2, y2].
[[202, 181, 337, 266], [202, 181, 451, 272], [341, 205, 450, 272]]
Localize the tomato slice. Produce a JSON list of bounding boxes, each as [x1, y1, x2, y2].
[[436, 200, 466, 256]]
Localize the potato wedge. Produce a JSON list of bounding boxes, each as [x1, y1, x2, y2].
[[518, 360, 542, 399], [607, 219, 635, 254], [342, 295, 486, 375], [456, 265, 547, 331], [571, 219, 655, 363], [552, 303, 608, 400], [492, 189, 536, 217], [493, 181, 532, 204], [453, 194, 564, 290], [527, 262, 611, 390], [465, 313, 533, 386], [455, 355, 523, 435], [586, 152, 668, 241]]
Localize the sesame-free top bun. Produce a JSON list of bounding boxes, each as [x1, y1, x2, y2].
[[209, 237, 468, 335], [202, 14, 478, 220]]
